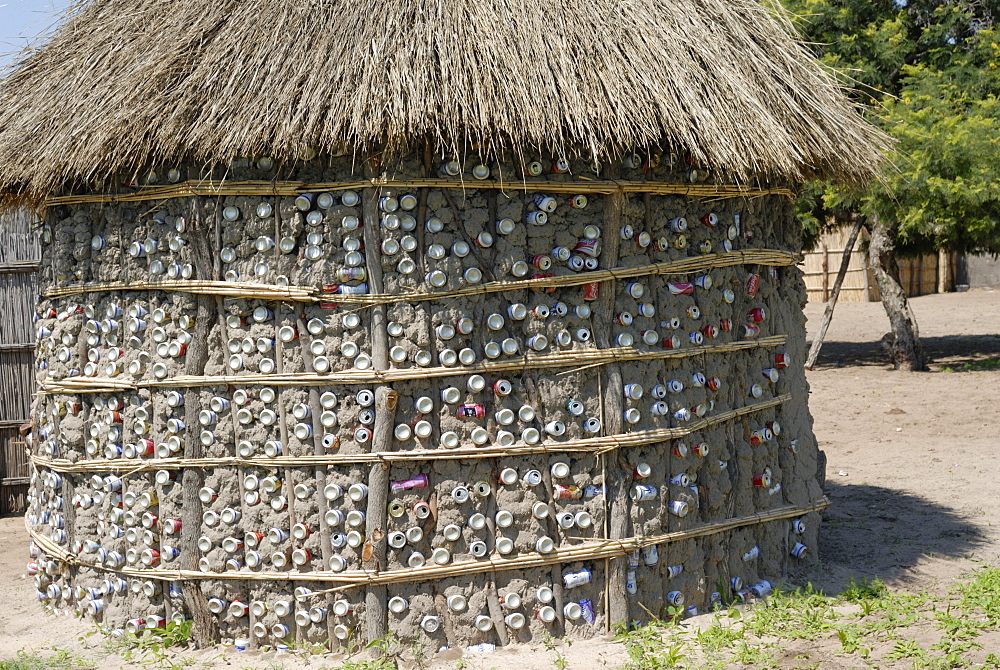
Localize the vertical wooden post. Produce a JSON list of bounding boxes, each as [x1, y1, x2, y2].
[[862, 238, 872, 301], [179, 197, 220, 646], [938, 248, 951, 293], [361, 157, 395, 645], [590, 171, 627, 630], [820, 243, 829, 302]]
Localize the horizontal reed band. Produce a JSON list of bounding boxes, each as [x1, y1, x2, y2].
[[24, 495, 828, 589], [38, 336, 787, 395], [42, 249, 800, 305], [44, 178, 795, 208], [30, 393, 789, 471]]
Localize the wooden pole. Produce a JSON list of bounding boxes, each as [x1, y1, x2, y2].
[[179, 197, 220, 646], [805, 218, 865, 370], [938, 248, 951, 294], [591, 165, 628, 629], [862, 237, 872, 301], [820, 243, 829, 302], [361, 156, 395, 645]]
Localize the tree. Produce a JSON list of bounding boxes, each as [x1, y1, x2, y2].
[[779, 0, 1000, 370]]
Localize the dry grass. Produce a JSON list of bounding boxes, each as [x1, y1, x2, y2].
[[0, 0, 888, 204]]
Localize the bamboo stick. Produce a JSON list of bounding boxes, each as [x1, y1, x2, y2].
[[26, 497, 829, 588], [41, 250, 800, 308], [37, 336, 788, 394], [30, 394, 791, 472], [43, 178, 794, 208], [33, 394, 789, 472]]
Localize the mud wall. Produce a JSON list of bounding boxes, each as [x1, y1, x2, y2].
[[24, 152, 824, 650]]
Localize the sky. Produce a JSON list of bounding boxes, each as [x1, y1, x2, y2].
[[0, 0, 69, 69]]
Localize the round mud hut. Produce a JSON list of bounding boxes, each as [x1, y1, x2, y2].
[[0, 0, 885, 652]]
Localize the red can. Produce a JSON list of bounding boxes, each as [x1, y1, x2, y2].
[[137, 440, 154, 457], [173, 343, 187, 357], [672, 443, 688, 457], [661, 335, 681, 349], [743, 323, 760, 339], [336, 267, 367, 282], [574, 239, 600, 257], [749, 430, 765, 447], [109, 411, 123, 424], [700, 213, 718, 228], [746, 273, 761, 297], [532, 255, 552, 270], [554, 484, 583, 500], [719, 318, 732, 332], [163, 519, 182, 534], [68, 402, 82, 414], [753, 471, 772, 488], [692, 442, 709, 457], [531, 272, 557, 293], [747, 307, 766, 323], [774, 352, 789, 368], [457, 404, 486, 419], [493, 379, 513, 396], [583, 282, 600, 301], [145, 549, 161, 565], [706, 377, 721, 391], [667, 282, 694, 296], [701, 324, 718, 339]]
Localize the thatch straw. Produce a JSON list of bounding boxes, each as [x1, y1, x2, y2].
[[0, 0, 887, 205]]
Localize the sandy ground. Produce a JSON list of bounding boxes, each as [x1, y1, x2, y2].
[[2, 289, 999, 669]]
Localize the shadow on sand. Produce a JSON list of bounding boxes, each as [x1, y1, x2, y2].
[[794, 480, 987, 594], [809, 333, 1000, 370]]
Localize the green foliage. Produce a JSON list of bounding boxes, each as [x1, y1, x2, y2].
[[340, 633, 400, 670], [612, 621, 687, 669], [840, 577, 888, 602], [100, 619, 195, 668], [740, 584, 839, 641], [539, 633, 573, 670], [956, 567, 1000, 622], [885, 637, 928, 661], [694, 621, 745, 652], [0, 649, 95, 670], [778, 0, 1000, 255]]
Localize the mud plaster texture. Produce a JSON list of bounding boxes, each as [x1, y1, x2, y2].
[[25, 152, 822, 651]]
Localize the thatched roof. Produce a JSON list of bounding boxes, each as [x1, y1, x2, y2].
[[0, 0, 887, 202]]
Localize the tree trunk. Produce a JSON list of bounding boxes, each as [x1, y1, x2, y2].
[[868, 214, 926, 371]]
